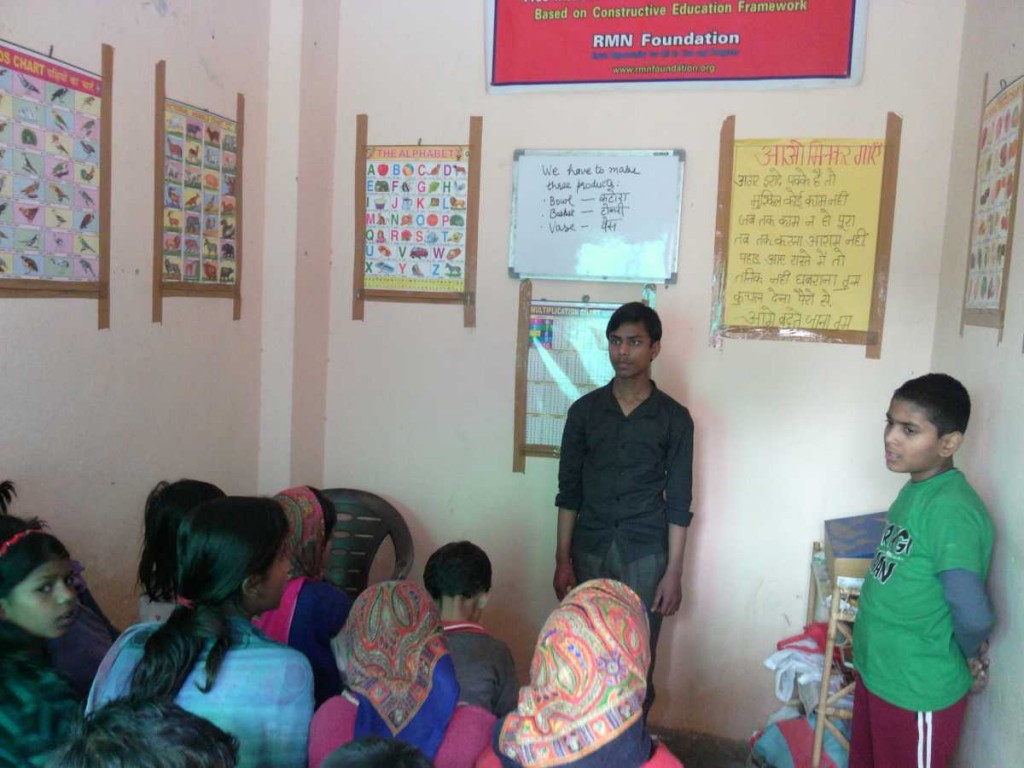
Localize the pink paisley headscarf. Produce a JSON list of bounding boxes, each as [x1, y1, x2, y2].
[[275, 486, 327, 580], [252, 486, 328, 643], [498, 579, 650, 767]]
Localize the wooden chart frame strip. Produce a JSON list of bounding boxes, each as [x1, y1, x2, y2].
[[712, 113, 901, 359], [960, 73, 1022, 340], [512, 279, 533, 473], [351, 114, 482, 328], [152, 60, 244, 323], [0, 43, 113, 330]]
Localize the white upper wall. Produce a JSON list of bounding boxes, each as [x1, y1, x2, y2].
[[932, 1, 1024, 765], [0, 0, 271, 626], [325, 0, 967, 736]]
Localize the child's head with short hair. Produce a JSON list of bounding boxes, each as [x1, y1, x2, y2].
[[892, 373, 971, 437], [885, 373, 970, 483], [606, 301, 662, 342], [0, 515, 78, 639], [423, 541, 491, 622], [138, 479, 226, 603], [50, 697, 239, 768], [322, 736, 432, 768]]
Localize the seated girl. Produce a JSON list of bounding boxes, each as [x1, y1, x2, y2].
[[0, 515, 83, 763], [137, 479, 226, 623], [88, 496, 314, 768], [2, 478, 119, 697], [475, 579, 683, 768], [309, 580, 495, 768], [253, 486, 352, 706]]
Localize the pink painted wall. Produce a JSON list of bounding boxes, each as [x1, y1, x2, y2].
[[0, 0, 271, 626], [323, 0, 969, 739], [932, 1, 1024, 764]]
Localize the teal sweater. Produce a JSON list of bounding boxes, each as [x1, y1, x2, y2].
[[0, 621, 81, 767]]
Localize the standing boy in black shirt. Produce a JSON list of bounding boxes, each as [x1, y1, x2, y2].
[[553, 301, 694, 712]]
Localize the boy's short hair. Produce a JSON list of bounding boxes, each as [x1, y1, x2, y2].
[[49, 697, 239, 768], [423, 540, 491, 600], [322, 736, 432, 768], [893, 373, 971, 436], [606, 302, 662, 342]]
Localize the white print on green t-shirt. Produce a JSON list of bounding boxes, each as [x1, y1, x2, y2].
[[870, 524, 913, 584]]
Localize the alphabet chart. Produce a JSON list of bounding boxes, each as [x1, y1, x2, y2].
[[351, 115, 482, 328]]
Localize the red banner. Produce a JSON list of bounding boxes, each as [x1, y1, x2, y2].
[[490, 0, 862, 87]]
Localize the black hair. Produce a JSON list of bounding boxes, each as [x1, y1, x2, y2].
[[309, 487, 338, 539], [893, 373, 971, 436], [322, 736, 433, 768], [423, 540, 492, 601], [138, 480, 226, 603], [129, 497, 288, 699], [606, 302, 662, 342], [0, 515, 70, 600], [0, 480, 15, 514], [49, 697, 239, 768]]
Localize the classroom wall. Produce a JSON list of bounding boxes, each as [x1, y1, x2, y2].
[[0, 1, 272, 627], [323, 0, 968, 738], [932, 1, 1024, 764]]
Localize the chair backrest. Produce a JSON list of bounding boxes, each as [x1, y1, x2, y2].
[[320, 488, 415, 599]]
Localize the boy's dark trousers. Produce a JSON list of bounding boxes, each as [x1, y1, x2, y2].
[[572, 540, 668, 718]]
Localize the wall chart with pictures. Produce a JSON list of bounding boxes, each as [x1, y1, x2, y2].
[[961, 74, 1024, 337], [153, 61, 244, 321], [363, 144, 469, 292], [352, 115, 482, 327], [512, 281, 625, 473], [0, 39, 113, 328]]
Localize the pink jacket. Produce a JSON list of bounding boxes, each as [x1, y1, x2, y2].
[[309, 692, 496, 768]]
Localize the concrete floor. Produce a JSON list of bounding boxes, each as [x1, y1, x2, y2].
[[653, 728, 752, 768]]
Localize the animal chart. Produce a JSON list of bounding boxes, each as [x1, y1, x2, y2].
[[711, 115, 901, 358], [0, 40, 102, 282], [162, 99, 238, 286], [962, 75, 1024, 333], [362, 145, 470, 292]]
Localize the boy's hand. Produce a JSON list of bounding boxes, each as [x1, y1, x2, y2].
[[651, 571, 682, 615], [968, 642, 990, 694], [553, 561, 577, 601]]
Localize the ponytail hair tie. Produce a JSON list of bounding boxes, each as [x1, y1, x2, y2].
[[0, 529, 40, 559], [175, 596, 195, 609]]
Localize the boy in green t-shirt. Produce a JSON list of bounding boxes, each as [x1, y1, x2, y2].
[[851, 373, 995, 768]]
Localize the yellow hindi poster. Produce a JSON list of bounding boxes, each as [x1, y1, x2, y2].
[[724, 138, 886, 332]]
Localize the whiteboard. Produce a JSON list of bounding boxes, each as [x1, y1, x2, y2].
[[509, 150, 684, 283]]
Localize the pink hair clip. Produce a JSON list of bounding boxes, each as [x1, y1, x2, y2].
[[175, 596, 195, 609], [0, 529, 40, 559]]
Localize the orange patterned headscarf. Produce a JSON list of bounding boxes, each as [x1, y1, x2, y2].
[[339, 580, 456, 740], [274, 487, 327, 580], [498, 579, 650, 767]]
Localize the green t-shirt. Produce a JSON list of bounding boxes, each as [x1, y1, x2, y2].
[[853, 469, 994, 712]]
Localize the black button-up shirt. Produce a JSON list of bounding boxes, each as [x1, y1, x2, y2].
[[556, 380, 694, 563]]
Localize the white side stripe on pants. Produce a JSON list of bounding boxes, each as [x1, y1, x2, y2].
[[917, 710, 933, 768]]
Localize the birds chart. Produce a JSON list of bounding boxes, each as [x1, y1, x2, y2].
[[162, 99, 238, 286], [0, 40, 102, 281]]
